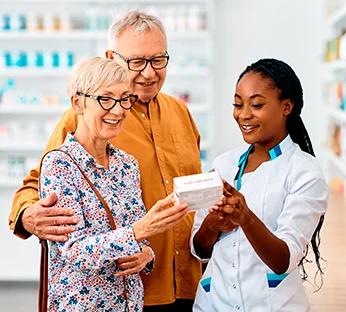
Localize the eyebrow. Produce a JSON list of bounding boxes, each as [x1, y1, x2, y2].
[[234, 93, 266, 99], [102, 91, 129, 97], [129, 52, 166, 59]]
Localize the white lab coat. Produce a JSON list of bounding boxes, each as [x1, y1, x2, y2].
[[191, 136, 328, 312]]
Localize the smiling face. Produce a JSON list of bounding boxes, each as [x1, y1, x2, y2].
[[109, 26, 167, 102], [74, 82, 131, 142], [233, 72, 293, 150]]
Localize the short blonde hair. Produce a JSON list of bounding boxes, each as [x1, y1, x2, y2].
[[108, 10, 167, 51], [67, 56, 128, 96]]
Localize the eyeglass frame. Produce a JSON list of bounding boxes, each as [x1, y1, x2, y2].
[[76, 92, 138, 111], [112, 51, 170, 72]]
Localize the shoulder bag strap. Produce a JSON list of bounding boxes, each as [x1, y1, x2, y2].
[[38, 148, 128, 312]]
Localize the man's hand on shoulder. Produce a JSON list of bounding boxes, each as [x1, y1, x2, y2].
[[21, 192, 79, 242]]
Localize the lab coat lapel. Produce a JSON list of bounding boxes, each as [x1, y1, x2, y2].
[[238, 161, 273, 220]]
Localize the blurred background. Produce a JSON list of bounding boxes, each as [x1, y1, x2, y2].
[[0, 0, 345, 311]]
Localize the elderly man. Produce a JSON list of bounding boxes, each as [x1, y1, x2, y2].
[[9, 10, 202, 311]]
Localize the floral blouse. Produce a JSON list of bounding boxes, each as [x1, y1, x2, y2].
[[39, 133, 154, 312]]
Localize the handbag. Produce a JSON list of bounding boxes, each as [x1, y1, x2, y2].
[[38, 149, 128, 312]]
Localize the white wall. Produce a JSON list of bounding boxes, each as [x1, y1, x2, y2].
[[213, 0, 327, 163]]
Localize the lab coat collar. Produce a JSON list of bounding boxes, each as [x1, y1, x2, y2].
[[237, 135, 294, 167]]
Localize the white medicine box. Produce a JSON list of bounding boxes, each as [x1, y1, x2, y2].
[[173, 171, 223, 211]]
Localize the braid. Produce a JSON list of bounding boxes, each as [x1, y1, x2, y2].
[[238, 58, 325, 290]]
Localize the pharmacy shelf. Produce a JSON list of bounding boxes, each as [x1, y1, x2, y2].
[[0, 30, 209, 40], [328, 6, 346, 29], [0, 68, 71, 78], [326, 150, 346, 176], [328, 60, 346, 71], [0, 104, 208, 115], [0, 142, 46, 151], [327, 107, 346, 124], [0, 178, 23, 188], [200, 140, 211, 150], [1, 0, 205, 3], [187, 104, 209, 114], [0, 105, 68, 115], [0, 67, 211, 78]]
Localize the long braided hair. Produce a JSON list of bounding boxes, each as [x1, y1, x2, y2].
[[237, 58, 325, 289]]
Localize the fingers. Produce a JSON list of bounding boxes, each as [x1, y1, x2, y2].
[[39, 224, 77, 241], [42, 207, 75, 217], [117, 259, 137, 269], [151, 193, 176, 212], [222, 179, 237, 196], [117, 255, 136, 265], [38, 192, 58, 207], [116, 267, 139, 277]]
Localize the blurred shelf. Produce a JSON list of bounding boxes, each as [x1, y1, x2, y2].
[[327, 60, 346, 71], [0, 105, 68, 114], [0, 67, 210, 78], [0, 142, 46, 151], [0, 30, 209, 40], [187, 104, 210, 113], [0, 68, 71, 78], [1, 0, 205, 3], [200, 140, 211, 150], [168, 68, 210, 77], [0, 178, 23, 188], [326, 150, 346, 176], [327, 107, 346, 123], [328, 6, 346, 29]]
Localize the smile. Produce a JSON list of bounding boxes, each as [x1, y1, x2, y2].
[[103, 119, 121, 125], [137, 82, 156, 86], [240, 125, 259, 132]]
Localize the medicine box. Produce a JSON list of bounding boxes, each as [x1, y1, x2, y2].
[[173, 171, 223, 211]]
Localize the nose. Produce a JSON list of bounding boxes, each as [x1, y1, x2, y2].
[[108, 102, 124, 115], [238, 105, 252, 120], [140, 62, 156, 80]]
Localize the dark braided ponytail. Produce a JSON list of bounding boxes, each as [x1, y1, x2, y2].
[[237, 58, 325, 290]]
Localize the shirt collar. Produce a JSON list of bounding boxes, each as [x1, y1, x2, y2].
[[238, 135, 294, 167], [62, 132, 115, 172]]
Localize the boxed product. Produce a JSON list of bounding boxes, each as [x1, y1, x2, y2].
[[174, 171, 223, 211]]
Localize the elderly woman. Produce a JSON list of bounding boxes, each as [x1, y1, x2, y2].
[[39, 57, 188, 311]]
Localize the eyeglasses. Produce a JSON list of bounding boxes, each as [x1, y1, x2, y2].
[[77, 92, 138, 111], [112, 51, 170, 72]]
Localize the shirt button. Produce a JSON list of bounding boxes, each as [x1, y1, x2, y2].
[[236, 306, 240, 310], [232, 263, 235, 268], [233, 242, 236, 247], [166, 180, 169, 184], [176, 250, 179, 255], [156, 146, 160, 150], [141, 113, 145, 118], [233, 284, 236, 289]]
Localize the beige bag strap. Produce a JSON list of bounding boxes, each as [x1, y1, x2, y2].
[[38, 148, 128, 312]]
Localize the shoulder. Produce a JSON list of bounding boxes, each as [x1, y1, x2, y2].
[[109, 144, 139, 168], [41, 148, 76, 171], [212, 145, 248, 169], [157, 92, 190, 112], [287, 145, 326, 185]]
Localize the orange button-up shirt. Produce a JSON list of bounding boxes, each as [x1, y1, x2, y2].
[[9, 92, 202, 306]]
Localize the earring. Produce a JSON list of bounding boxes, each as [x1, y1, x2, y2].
[[78, 112, 83, 115]]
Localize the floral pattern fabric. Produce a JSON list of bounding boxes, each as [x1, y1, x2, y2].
[[39, 133, 154, 312]]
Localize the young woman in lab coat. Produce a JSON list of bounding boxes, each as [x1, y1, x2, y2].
[[191, 58, 328, 312]]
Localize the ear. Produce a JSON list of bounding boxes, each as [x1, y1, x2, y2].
[[105, 49, 114, 60], [283, 99, 294, 116], [71, 95, 84, 116]]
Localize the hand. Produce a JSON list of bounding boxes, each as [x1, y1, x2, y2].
[[132, 193, 188, 241], [210, 180, 253, 228], [204, 210, 238, 234], [115, 245, 153, 277], [21, 192, 79, 242]]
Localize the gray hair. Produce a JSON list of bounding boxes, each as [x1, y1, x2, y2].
[[108, 10, 167, 51], [67, 56, 128, 96]]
